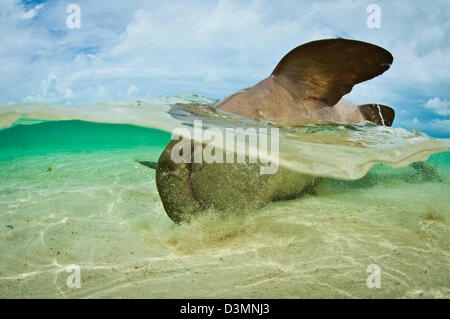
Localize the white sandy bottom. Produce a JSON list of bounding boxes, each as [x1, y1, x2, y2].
[[0, 147, 449, 298]]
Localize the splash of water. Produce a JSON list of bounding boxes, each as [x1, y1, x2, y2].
[[376, 103, 386, 126], [1, 95, 449, 180]]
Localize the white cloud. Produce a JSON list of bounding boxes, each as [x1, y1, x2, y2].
[[0, 0, 449, 135], [424, 97, 450, 116], [126, 85, 138, 97], [24, 73, 75, 102], [19, 3, 44, 20]]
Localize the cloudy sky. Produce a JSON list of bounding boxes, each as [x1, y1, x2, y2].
[[1, 0, 449, 136]]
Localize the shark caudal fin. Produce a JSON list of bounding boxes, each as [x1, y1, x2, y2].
[[358, 103, 395, 126], [271, 38, 393, 106]]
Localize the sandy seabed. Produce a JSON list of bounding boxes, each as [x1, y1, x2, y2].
[[0, 144, 449, 299]]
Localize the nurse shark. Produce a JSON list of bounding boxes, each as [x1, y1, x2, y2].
[[153, 38, 400, 223]]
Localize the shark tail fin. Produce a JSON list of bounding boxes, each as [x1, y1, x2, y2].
[[358, 103, 395, 126]]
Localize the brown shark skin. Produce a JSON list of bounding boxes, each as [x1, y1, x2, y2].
[[156, 138, 317, 223], [216, 38, 394, 126], [156, 38, 396, 223], [216, 79, 366, 126]]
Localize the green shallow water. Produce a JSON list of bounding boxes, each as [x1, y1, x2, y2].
[[0, 120, 172, 160], [0, 120, 449, 298]]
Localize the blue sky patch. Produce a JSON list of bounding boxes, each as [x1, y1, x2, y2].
[[0, 0, 448, 137]]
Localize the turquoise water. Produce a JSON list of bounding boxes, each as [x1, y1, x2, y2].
[[0, 119, 448, 298], [0, 120, 171, 160]]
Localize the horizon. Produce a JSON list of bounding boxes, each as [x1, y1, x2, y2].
[[1, 0, 449, 137]]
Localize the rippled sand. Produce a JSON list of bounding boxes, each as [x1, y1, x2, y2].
[[0, 135, 448, 298]]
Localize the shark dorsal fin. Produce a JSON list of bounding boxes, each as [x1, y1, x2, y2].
[[271, 39, 393, 106]]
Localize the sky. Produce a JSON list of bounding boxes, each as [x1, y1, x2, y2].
[[0, 0, 449, 137]]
